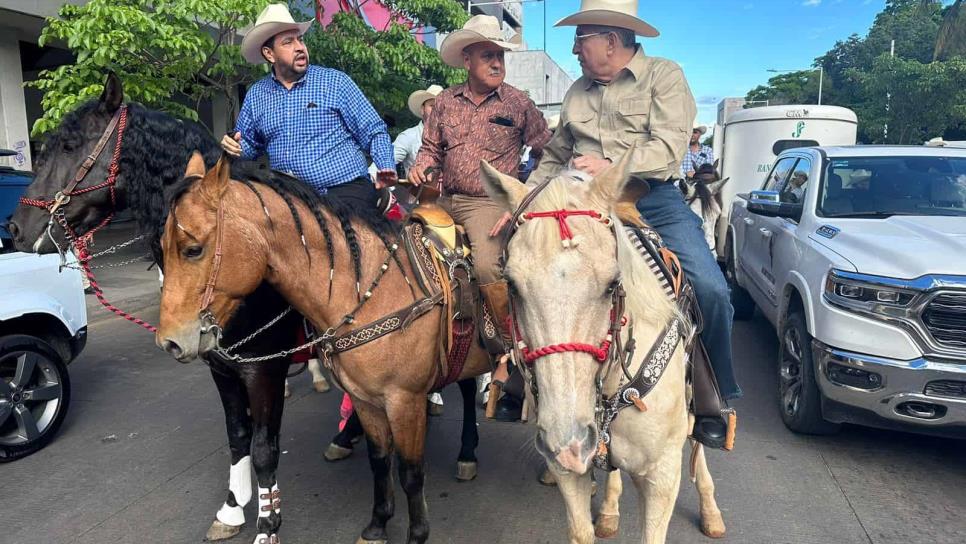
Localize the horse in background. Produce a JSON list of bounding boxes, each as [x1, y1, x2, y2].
[[681, 160, 729, 252]]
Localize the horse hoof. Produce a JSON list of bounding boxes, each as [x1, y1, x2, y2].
[[428, 402, 444, 416], [456, 461, 478, 481], [313, 377, 330, 393], [594, 514, 620, 539], [538, 467, 557, 486], [206, 519, 243, 541], [355, 538, 387, 544], [700, 515, 727, 539], [324, 442, 353, 462], [253, 533, 280, 544]]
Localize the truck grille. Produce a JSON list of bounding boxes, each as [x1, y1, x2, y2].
[[921, 292, 966, 349], [924, 380, 966, 399]]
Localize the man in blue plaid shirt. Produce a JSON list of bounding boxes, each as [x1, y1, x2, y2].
[[681, 125, 714, 179], [221, 4, 395, 209]]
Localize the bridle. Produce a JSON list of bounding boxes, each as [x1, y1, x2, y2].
[[500, 179, 630, 406], [20, 105, 128, 253]]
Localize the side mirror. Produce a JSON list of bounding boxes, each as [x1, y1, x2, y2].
[[747, 190, 803, 221]]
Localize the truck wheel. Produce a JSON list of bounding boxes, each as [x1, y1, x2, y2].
[[0, 335, 71, 462], [778, 312, 839, 435], [726, 239, 755, 320]]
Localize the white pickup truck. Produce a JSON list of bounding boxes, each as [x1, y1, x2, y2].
[[0, 245, 87, 462], [726, 145, 966, 437]]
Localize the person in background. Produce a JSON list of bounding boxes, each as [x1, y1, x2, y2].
[[682, 125, 714, 179]]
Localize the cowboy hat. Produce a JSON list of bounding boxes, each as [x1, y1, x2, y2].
[[439, 15, 521, 68], [407, 85, 444, 118], [693, 125, 708, 135], [546, 113, 560, 132], [555, 0, 659, 38], [240, 4, 314, 64]]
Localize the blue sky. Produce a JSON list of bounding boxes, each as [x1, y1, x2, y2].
[[520, 0, 941, 127]]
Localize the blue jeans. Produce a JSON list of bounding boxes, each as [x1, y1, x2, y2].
[[637, 182, 742, 400]]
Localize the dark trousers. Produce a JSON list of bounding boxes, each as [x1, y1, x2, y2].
[[326, 177, 377, 210]]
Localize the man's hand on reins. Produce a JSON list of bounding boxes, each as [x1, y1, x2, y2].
[[374, 169, 397, 189], [220, 132, 242, 158], [573, 155, 612, 177], [489, 212, 512, 237]]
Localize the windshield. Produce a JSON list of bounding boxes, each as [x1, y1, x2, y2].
[[820, 155, 966, 218]]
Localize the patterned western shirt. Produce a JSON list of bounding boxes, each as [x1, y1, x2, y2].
[[412, 82, 551, 196], [681, 144, 715, 177], [235, 65, 393, 193]]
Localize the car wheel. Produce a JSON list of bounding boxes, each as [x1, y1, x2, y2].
[[0, 335, 72, 462], [778, 311, 839, 435], [725, 238, 755, 320]]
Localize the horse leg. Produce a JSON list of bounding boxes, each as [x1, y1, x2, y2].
[[552, 469, 595, 544], [387, 396, 430, 544], [307, 357, 331, 392], [455, 378, 479, 481], [690, 442, 726, 538], [245, 362, 288, 544], [207, 366, 253, 541], [629, 449, 683, 544], [355, 402, 395, 544], [325, 409, 364, 462], [594, 469, 623, 539]]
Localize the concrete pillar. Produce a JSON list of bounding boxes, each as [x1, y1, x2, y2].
[[0, 30, 31, 171]]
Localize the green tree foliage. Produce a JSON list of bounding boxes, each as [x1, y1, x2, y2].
[[303, 1, 468, 133], [746, 0, 966, 143], [28, 0, 271, 137]]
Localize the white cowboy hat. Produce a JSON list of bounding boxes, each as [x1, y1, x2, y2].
[[439, 15, 521, 68], [240, 4, 314, 64], [555, 0, 659, 38], [407, 85, 444, 118], [693, 125, 708, 135], [546, 113, 560, 132]]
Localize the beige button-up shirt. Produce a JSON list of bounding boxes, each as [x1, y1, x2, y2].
[[530, 46, 696, 183]]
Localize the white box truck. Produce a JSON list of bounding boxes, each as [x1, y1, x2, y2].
[[712, 105, 858, 257]]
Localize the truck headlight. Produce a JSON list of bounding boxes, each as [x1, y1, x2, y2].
[[824, 270, 917, 318]]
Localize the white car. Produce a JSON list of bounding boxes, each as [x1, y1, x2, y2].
[[0, 245, 87, 461], [726, 145, 966, 437]]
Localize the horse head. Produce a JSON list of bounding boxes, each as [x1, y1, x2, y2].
[[9, 73, 126, 253], [156, 154, 269, 362], [481, 148, 645, 475]]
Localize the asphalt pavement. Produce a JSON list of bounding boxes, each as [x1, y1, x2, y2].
[[2, 221, 964, 544]]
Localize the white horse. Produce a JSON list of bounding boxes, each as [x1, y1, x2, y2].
[[481, 153, 726, 544], [681, 162, 729, 253]]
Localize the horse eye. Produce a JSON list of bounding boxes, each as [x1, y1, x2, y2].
[[183, 246, 203, 259], [605, 279, 620, 297]]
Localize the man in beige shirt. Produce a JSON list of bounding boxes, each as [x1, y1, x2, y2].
[[531, 0, 739, 449]]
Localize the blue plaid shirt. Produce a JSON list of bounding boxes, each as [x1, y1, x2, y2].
[[235, 65, 393, 193], [681, 145, 714, 177]]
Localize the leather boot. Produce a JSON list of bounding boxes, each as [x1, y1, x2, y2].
[[691, 338, 735, 450], [479, 281, 511, 340], [479, 281, 523, 422]]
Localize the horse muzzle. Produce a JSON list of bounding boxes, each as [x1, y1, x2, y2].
[[537, 424, 598, 475], [156, 322, 217, 363]]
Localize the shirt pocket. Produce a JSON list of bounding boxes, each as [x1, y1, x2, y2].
[[617, 97, 651, 137], [565, 109, 597, 156], [441, 118, 465, 152], [484, 121, 520, 154]]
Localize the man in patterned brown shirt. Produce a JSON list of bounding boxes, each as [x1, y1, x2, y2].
[[411, 14, 550, 420]]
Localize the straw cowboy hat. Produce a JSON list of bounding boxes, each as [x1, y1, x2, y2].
[[693, 125, 708, 135], [439, 15, 521, 68], [555, 0, 660, 38], [546, 113, 560, 132], [407, 85, 444, 118], [240, 3, 314, 64]]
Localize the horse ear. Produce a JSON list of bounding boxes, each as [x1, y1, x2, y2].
[[200, 155, 231, 202], [100, 72, 124, 113], [184, 151, 207, 180], [707, 177, 730, 195], [590, 142, 636, 206], [480, 160, 529, 212]]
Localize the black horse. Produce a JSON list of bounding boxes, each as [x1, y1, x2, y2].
[[7, 73, 481, 544]]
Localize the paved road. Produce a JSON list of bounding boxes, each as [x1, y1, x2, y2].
[[2, 224, 965, 544]]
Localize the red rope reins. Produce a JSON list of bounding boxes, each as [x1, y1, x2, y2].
[[521, 210, 608, 243]]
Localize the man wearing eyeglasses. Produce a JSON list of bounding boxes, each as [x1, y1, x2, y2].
[[529, 0, 739, 449], [220, 4, 397, 208]]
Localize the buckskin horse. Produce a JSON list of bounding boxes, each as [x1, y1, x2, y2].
[[479, 150, 727, 544], [156, 153, 494, 544], [7, 74, 483, 544]]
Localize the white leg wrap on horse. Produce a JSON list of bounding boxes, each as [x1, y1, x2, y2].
[[258, 483, 280, 518], [216, 455, 252, 526]]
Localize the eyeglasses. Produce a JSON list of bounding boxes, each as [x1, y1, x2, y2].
[[574, 31, 607, 45]]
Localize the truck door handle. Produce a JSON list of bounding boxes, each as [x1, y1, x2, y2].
[[742, 217, 754, 226], [759, 228, 772, 238]]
